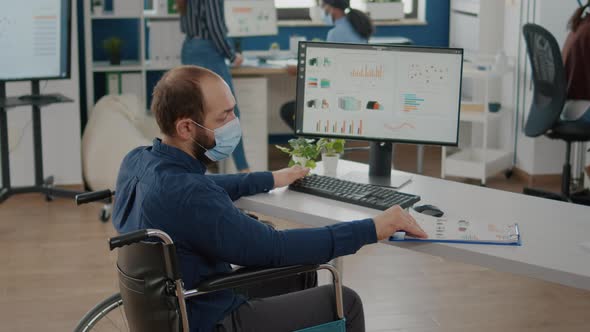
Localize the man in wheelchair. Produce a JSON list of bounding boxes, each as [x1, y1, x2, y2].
[[112, 65, 427, 332]]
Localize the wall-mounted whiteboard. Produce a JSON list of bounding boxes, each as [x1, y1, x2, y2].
[[225, 0, 278, 37]]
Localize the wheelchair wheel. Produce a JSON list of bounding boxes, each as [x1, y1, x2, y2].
[[74, 293, 128, 332]]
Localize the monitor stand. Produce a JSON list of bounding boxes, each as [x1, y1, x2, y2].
[[344, 142, 412, 189]]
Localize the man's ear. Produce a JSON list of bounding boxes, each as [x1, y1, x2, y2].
[[175, 118, 193, 140]]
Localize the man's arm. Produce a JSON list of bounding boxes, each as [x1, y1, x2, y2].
[[183, 188, 378, 267], [206, 172, 274, 201], [206, 166, 309, 201]]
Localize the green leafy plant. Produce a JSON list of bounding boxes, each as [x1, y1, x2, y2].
[[102, 37, 123, 65], [317, 138, 345, 156], [275, 138, 321, 168]]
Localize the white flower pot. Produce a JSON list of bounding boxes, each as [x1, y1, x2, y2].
[[292, 156, 309, 167], [93, 3, 104, 15], [322, 153, 340, 176]]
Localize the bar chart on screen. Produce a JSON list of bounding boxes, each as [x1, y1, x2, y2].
[[401, 93, 425, 113], [314, 119, 364, 136]]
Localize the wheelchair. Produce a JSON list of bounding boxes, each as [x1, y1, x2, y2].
[[74, 190, 346, 332]]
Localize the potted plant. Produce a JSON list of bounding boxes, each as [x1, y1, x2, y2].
[[275, 138, 321, 169], [92, 0, 103, 15], [103, 37, 123, 65], [317, 138, 345, 175]]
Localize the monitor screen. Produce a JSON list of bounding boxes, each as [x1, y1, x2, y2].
[[224, 0, 278, 37], [295, 42, 463, 146], [0, 0, 71, 82]]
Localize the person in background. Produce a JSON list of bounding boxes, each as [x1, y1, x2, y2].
[[176, 0, 250, 172], [280, 0, 374, 129], [563, 0, 590, 122], [321, 0, 374, 44], [563, 1, 590, 177]]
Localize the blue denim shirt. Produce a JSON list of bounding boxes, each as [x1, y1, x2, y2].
[[327, 17, 368, 43], [112, 139, 377, 332]]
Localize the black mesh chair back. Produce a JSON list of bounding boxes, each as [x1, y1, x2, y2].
[[117, 241, 182, 332], [522, 23, 568, 137]]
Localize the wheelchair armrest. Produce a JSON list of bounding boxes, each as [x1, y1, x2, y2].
[[196, 264, 320, 293]]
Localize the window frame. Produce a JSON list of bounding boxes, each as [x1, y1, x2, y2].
[[404, 0, 419, 19], [274, 0, 422, 21]]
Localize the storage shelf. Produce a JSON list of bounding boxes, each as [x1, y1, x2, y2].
[[91, 14, 141, 20], [444, 148, 512, 180], [144, 14, 180, 19], [145, 62, 177, 71], [93, 61, 143, 72], [462, 63, 514, 79], [460, 110, 502, 123]]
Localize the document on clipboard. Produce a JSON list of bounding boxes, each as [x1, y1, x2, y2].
[[390, 209, 521, 246]]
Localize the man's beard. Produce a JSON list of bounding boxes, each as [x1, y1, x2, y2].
[[192, 131, 215, 166]]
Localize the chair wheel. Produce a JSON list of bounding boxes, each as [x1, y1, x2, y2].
[[99, 208, 111, 222], [45, 194, 54, 202]]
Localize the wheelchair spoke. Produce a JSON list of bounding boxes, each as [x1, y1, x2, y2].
[[102, 314, 124, 332], [118, 304, 129, 331]]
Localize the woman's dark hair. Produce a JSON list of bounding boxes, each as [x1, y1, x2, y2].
[[346, 8, 374, 39], [323, 0, 374, 39], [568, 1, 590, 32]]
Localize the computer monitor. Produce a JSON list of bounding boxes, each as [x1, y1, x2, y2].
[[295, 42, 463, 185], [224, 0, 278, 37], [0, 0, 71, 82]]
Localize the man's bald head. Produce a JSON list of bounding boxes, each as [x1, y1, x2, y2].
[[151, 65, 231, 137]]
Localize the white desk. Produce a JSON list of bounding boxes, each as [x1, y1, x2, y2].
[[235, 160, 590, 290]]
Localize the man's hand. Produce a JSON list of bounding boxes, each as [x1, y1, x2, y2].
[[272, 165, 310, 188], [373, 206, 428, 241], [232, 53, 244, 67]]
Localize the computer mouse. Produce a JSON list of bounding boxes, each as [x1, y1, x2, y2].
[[413, 204, 444, 217]]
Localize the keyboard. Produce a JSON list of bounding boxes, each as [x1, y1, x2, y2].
[[289, 174, 421, 210]]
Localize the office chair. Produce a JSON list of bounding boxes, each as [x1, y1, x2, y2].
[[521, 24, 590, 205]]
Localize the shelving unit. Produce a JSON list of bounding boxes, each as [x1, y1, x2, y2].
[[83, 2, 146, 114], [92, 60, 143, 72], [82, 2, 269, 172], [441, 63, 513, 186]]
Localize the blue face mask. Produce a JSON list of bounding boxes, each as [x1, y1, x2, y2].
[[322, 10, 333, 25], [191, 118, 242, 162]]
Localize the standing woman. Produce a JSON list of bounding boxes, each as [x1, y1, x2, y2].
[[176, 0, 250, 172]]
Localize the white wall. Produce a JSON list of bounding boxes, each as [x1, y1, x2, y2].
[[1, 1, 82, 187]]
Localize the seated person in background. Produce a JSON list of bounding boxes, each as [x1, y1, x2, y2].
[[280, 0, 374, 130], [113, 65, 427, 332], [321, 0, 373, 44], [562, 1, 590, 123]]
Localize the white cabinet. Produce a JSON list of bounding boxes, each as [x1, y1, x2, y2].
[[449, 0, 505, 60], [441, 64, 513, 186]]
